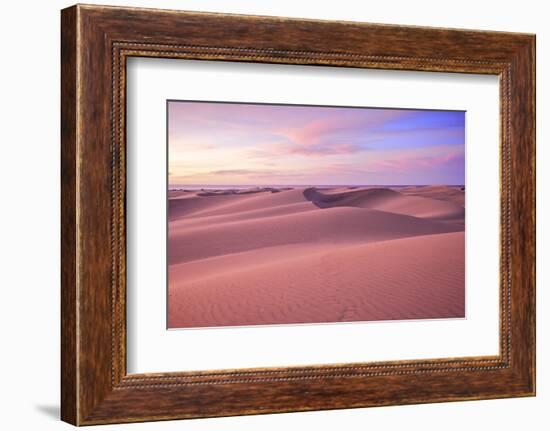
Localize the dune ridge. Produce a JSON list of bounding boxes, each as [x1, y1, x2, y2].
[[168, 185, 466, 328], [304, 187, 465, 224]]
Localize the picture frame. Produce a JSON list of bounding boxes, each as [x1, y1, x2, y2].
[[60, 4, 535, 425]]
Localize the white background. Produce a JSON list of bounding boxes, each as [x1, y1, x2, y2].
[[0, 0, 546, 430], [127, 59, 499, 373]]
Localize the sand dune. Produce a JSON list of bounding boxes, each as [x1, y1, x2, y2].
[[304, 187, 465, 224], [169, 206, 462, 264], [168, 185, 465, 328], [169, 188, 307, 219], [399, 185, 466, 206]]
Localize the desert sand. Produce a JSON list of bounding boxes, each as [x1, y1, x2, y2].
[[167, 186, 465, 328]]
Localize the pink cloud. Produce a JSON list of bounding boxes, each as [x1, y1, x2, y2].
[[288, 142, 363, 156], [370, 152, 464, 172], [272, 110, 411, 157]]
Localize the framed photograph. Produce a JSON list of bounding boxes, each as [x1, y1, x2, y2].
[[165, 100, 467, 330], [61, 4, 536, 425]]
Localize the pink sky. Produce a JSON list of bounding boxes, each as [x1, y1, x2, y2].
[[168, 101, 465, 186]]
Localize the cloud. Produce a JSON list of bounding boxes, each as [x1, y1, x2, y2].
[[370, 152, 464, 172], [209, 169, 270, 176], [269, 111, 412, 157], [208, 169, 313, 179], [287, 143, 365, 156]]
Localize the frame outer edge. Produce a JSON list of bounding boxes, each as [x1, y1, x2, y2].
[[506, 35, 536, 395], [531, 34, 536, 396], [61, 5, 79, 426], [526, 35, 536, 396]]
